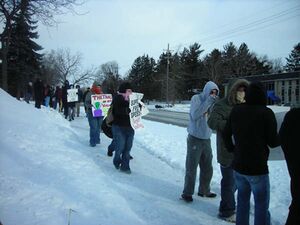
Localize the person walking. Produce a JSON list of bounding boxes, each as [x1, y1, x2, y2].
[[33, 78, 44, 109], [223, 81, 280, 225], [208, 79, 249, 222], [111, 82, 134, 174], [75, 84, 83, 117], [279, 106, 300, 225], [84, 81, 104, 147], [181, 81, 219, 202], [62, 80, 70, 119], [25, 81, 33, 103], [68, 84, 76, 121]]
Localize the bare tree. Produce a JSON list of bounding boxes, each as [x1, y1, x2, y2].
[[97, 61, 121, 94], [42, 48, 96, 86], [270, 58, 284, 73], [0, 0, 85, 91]]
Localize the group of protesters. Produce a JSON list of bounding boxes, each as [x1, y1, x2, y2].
[[28, 78, 84, 121], [180, 79, 299, 225], [25, 77, 298, 225]]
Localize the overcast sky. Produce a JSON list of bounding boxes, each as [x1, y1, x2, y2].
[[36, 0, 300, 76]]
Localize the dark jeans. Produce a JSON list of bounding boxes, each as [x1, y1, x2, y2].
[[108, 139, 115, 152], [234, 171, 270, 225], [87, 111, 103, 146], [219, 165, 236, 217], [112, 124, 134, 171], [286, 168, 300, 225]]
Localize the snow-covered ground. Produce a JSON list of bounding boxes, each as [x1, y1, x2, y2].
[[0, 89, 291, 225]]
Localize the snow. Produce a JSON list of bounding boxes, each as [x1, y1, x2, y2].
[[0, 89, 291, 225]]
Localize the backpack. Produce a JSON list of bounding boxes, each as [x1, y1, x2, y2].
[[106, 104, 114, 127]]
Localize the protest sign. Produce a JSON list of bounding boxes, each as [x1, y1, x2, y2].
[[67, 89, 78, 102], [91, 94, 112, 117], [129, 92, 149, 130]]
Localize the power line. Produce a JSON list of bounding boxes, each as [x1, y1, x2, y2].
[[173, 3, 300, 53]]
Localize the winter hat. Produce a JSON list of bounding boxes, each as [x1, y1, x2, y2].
[[118, 82, 132, 93], [92, 81, 101, 87], [245, 81, 267, 106], [92, 81, 102, 94]]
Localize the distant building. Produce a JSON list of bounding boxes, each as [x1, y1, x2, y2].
[[224, 71, 300, 106]]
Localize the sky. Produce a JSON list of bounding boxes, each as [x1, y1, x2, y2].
[[0, 88, 292, 225], [35, 0, 300, 76]]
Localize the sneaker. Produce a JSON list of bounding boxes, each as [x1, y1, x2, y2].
[[90, 144, 96, 147], [218, 214, 236, 223], [107, 149, 113, 157], [120, 169, 131, 174], [181, 194, 193, 202], [198, 192, 217, 198]]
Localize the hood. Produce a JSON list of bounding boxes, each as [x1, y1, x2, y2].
[[245, 81, 267, 106], [202, 81, 219, 98], [227, 79, 249, 105]]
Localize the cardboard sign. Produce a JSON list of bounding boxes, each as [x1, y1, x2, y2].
[[129, 92, 149, 130], [91, 94, 112, 117], [67, 89, 78, 102]]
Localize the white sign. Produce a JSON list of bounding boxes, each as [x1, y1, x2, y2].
[[129, 92, 149, 130], [67, 89, 78, 102], [91, 94, 112, 117]]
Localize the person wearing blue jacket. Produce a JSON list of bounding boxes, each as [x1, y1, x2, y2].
[[181, 81, 219, 202]]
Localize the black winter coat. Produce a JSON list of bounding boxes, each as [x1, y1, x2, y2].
[[223, 82, 280, 175], [279, 108, 300, 179], [112, 94, 131, 127]]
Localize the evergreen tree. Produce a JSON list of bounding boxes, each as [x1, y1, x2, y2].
[[285, 43, 300, 72], [179, 43, 204, 99], [203, 49, 223, 85], [8, 0, 43, 97], [127, 55, 157, 100], [222, 42, 238, 76]]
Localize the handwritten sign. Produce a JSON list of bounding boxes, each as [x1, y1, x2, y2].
[[129, 92, 149, 130], [91, 94, 112, 117], [67, 89, 78, 102]]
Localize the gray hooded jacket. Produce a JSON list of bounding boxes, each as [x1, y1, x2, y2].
[[187, 81, 219, 139]]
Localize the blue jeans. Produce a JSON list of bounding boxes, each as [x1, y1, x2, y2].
[[44, 96, 50, 107], [108, 139, 115, 152], [112, 125, 134, 171], [87, 111, 103, 146], [219, 165, 236, 217], [234, 171, 270, 225]]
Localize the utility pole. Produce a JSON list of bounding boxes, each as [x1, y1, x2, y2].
[[165, 44, 172, 106]]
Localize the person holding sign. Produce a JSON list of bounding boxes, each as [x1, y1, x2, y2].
[[111, 82, 134, 174], [84, 81, 104, 147]]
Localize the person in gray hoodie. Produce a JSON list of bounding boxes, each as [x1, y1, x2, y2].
[[181, 81, 219, 202], [207, 78, 249, 222]]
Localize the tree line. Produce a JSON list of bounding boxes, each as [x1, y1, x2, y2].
[[125, 42, 300, 102], [1, 0, 299, 101]]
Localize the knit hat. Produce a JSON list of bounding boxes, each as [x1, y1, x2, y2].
[[92, 81, 101, 87], [118, 82, 132, 93]]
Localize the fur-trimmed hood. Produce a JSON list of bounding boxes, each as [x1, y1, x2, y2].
[[227, 79, 249, 105]]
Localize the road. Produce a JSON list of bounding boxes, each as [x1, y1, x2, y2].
[[143, 109, 285, 161], [143, 109, 189, 127]]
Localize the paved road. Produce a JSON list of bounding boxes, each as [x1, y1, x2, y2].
[[143, 109, 286, 161], [143, 109, 189, 128]]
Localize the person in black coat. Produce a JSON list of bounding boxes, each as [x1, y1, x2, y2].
[[279, 107, 300, 225], [34, 78, 44, 108], [223, 81, 280, 225], [62, 80, 70, 119], [111, 82, 134, 174]]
